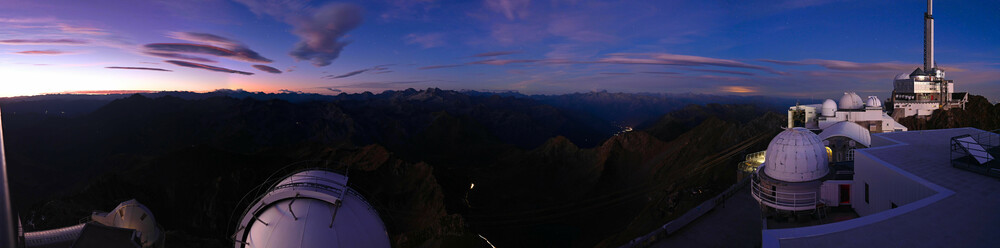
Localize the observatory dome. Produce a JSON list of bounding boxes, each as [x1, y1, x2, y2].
[[821, 99, 837, 117], [895, 73, 911, 80], [838, 92, 865, 110], [763, 127, 830, 182], [234, 170, 391, 248], [866, 96, 882, 108]]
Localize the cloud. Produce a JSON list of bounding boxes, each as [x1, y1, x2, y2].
[[485, 0, 531, 20], [472, 51, 520, 57], [0, 39, 88, 45], [687, 68, 755, 76], [13, 50, 76, 55], [468, 59, 539, 65], [105, 66, 172, 72], [758, 59, 914, 71], [326, 69, 369, 79], [326, 80, 436, 89], [600, 53, 783, 74], [418, 64, 464, 70], [325, 87, 342, 93], [164, 60, 254, 75], [166, 32, 270, 62], [286, 3, 365, 66], [279, 89, 303, 94], [58, 24, 108, 35], [599, 72, 633, 75], [144, 42, 271, 63], [404, 33, 446, 48], [720, 86, 758, 93], [143, 51, 217, 63], [253, 65, 282, 73], [322, 64, 391, 79], [640, 71, 680, 75]]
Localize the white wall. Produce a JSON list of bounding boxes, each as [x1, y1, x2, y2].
[[852, 151, 936, 216]]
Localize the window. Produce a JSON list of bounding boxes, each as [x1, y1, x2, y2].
[[865, 183, 870, 204], [891, 202, 898, 209]]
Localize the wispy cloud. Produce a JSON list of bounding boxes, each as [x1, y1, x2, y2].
[[144, 42, 271, 63], [105, 66, 172, 72], [13, 50, 77, 55], [485, 0, 531, 20], [0, 39, 88, 45], [471, 51, 520, 57], [404, 33, 446, 48], [143, 51, 217, 63], [322, 64, 391, 79], [164, 60, 253, 75], [253, 64, 282, 73], [418, 64, 464, 70], [758, 59, 914, 71], [58, 24, 108, 35], [687, 68, 755, 76], [234, 1, 363, 67], [468, 59, 539, 65], [323, 80, 438, 89], [720, 86, 758, 93]]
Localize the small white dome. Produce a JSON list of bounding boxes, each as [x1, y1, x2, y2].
[[838, 92, 864, 110], [866, 96, 882, 108], [763, 128, 830, 182], [821, 99, 837, 117]]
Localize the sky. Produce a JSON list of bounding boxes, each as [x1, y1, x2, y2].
[[1, 0, 998, 100]]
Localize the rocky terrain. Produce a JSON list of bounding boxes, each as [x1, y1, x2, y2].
[[1, 89, 787, 247]]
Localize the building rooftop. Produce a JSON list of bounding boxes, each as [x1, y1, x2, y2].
[[768, 128, 1000, 247]]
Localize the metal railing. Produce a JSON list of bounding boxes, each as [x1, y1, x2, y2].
[[950, 129, 1000, 178], [750, 173, 818, 210]]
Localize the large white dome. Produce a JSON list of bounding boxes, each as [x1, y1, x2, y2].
[[821, 99, 837, 117], [838, 92, 864, 110], [818, 121, 872, 147], [235, 170, 391, 248], [763, 128, 830, 182]]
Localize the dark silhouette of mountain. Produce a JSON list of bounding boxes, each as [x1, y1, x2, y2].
[[3, 89, 786, 247], [897, 95, 1000, 131]]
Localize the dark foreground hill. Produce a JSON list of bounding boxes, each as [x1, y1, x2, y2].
[[897, 95, 1000, 131], [2, 89, 785, 247]]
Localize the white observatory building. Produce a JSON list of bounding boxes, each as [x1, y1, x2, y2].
[[887, 0, 968, 118], [233, 169, 391, 248], [787, 92, 908, 133]]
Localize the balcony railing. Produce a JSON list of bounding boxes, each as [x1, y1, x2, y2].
[[751, 171, 818, 211], [950, 129, 1000, 178]]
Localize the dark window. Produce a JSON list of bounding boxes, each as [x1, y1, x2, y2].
[[865, 183, 870, 204], [891, 202, 898, 209], [771, 185, 776, 197], [140, 213, 147, 221]]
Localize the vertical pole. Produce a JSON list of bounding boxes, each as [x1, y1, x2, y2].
[[924, 0, 934, 72], [0, 108, 16, 248]]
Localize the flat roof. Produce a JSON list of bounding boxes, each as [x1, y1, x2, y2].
[[770, 128, 1000, 247]]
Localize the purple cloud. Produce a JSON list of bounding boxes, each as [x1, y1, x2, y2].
[[472, 51, 520, 57], [13, 50, 76, 55], [687, 68, 755, 76], [600, 53, 783, 74], [145, 43, 271, 63], [58, 24, 108, 35], [143, 51, 217, 63], [418, 64, 464, 70], [164, 60, 254, 75], [485, 0, 531, 20], [469, 59, 540, 65], [758, 59, 913, 71], [105, 66, 172, 72], [322, 64, 390, 79], [287, 3, 364, 66], [0, 39, 88, 45], [640, 71, 680, 75], [404, 33, 446, 48], [253, 65, 282, 74], [166, 32, 270, 62]]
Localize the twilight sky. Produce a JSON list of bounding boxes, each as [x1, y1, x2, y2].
[[1, 0, 998, 100]]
